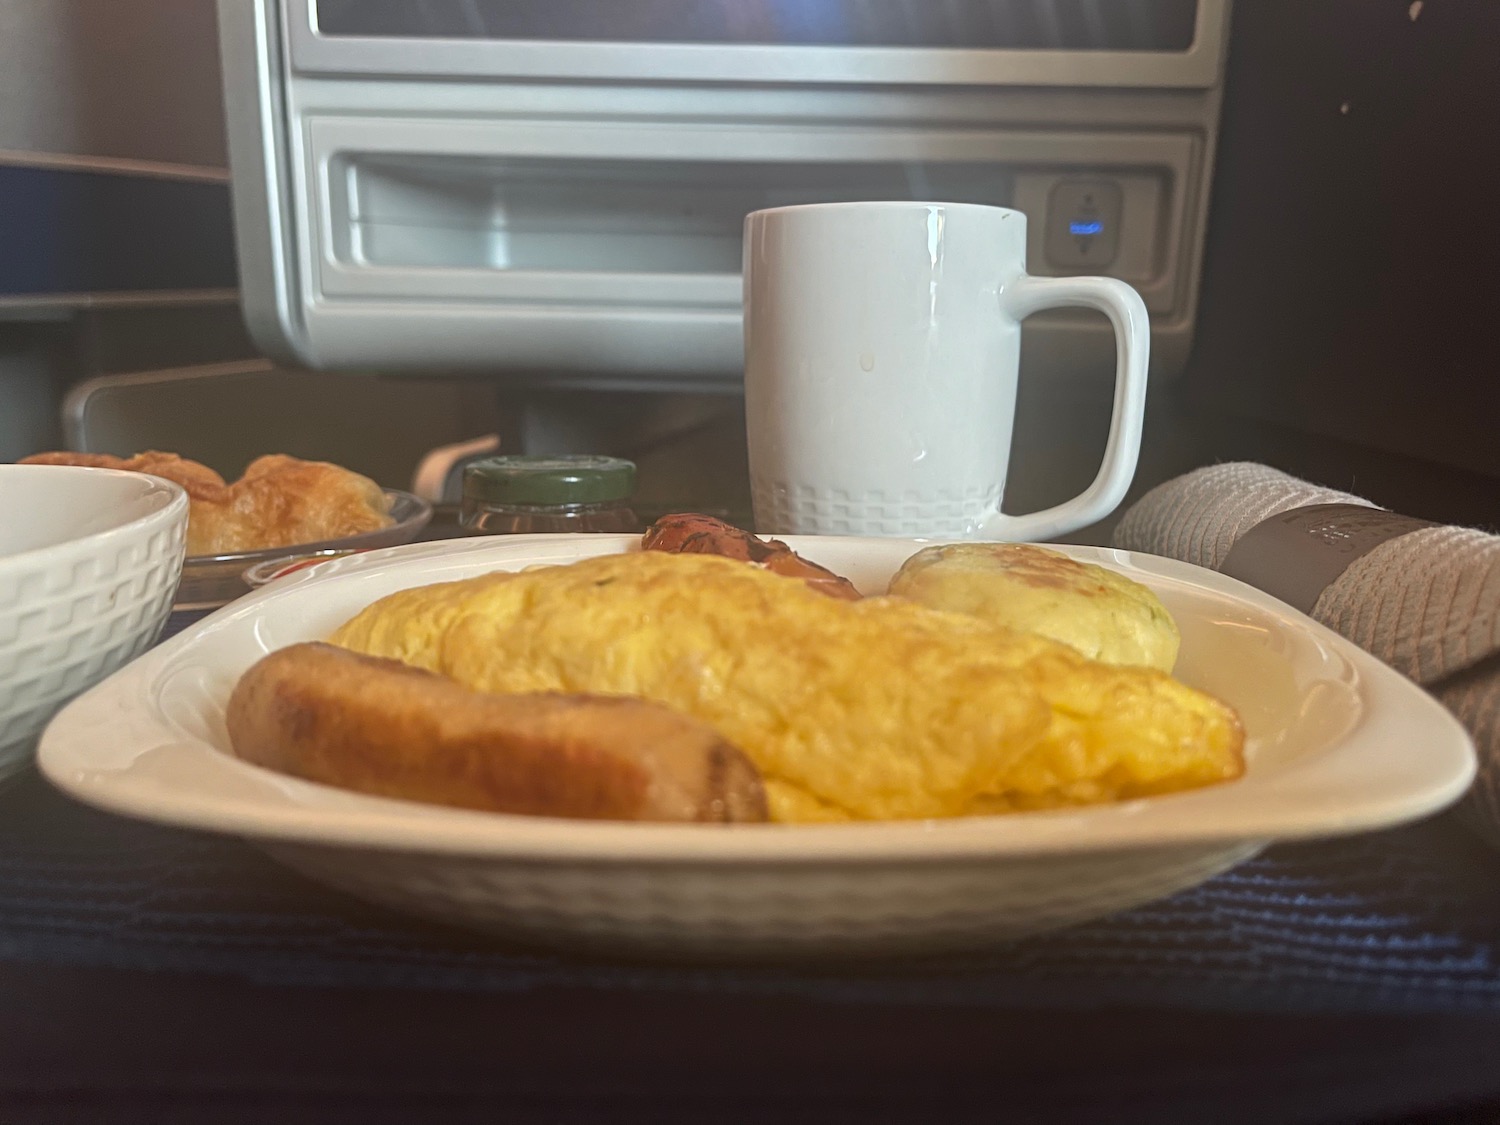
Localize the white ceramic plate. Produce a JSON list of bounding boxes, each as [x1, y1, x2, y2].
[[38, 536, 1476, 960]]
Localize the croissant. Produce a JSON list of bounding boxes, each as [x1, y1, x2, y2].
[[20, 450, 393, 556]]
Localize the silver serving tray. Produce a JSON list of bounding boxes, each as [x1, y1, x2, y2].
[[173, 490, 432, 611]]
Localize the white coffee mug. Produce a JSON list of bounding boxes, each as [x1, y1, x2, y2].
[[743, 201, 1150, 540]]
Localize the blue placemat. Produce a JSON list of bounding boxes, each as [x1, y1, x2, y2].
[[3, 609, 1493, 1017], [2, 764, 1498, 1016]]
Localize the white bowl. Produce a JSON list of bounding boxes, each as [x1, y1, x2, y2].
[[39, 535, 1475, 961], [0, 465, 188, 783]]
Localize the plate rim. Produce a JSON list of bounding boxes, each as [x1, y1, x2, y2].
[[38, 534, 1478, 864]]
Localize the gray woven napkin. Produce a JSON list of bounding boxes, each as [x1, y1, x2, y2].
[[1114, 462, 1500, 845]]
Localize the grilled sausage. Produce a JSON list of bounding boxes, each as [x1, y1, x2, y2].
[[642, 513, 861, 600], [226, 642, 768, 823]]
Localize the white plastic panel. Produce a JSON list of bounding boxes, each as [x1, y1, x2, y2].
[[300, 115, 1193, 319], [217, 0, 1227, 382], [311, 0, 1204, 52], [284, 0, 1228, 89]]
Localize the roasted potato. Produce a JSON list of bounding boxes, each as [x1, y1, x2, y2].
[[888, 543, 1181, 672]]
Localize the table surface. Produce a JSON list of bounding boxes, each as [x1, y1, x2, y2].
[[6, 609, 1500, 1123]]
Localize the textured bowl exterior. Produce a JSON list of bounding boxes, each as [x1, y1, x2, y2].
[[266, 840, 1263, 959], [0, 484, 187, 782]]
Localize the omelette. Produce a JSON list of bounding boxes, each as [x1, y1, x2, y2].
[[330, 551, 1243, 823], [889, 543, 1181, 672]]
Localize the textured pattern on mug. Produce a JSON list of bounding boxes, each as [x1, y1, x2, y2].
[[751, 481, 1000, 536]]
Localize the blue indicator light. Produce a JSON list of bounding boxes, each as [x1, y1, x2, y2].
[[1069, 220, 1104, 237]]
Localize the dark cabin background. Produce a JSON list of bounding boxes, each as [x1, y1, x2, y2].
[[1176, 0, 1499, 528]]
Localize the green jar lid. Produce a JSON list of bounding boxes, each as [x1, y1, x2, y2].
[[462, 455, 636, 506]]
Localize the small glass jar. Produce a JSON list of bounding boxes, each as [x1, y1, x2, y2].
[[459, 454, 641, 535]]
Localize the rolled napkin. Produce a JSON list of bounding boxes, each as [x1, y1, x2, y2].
[[1114, 462, 1500, 845]]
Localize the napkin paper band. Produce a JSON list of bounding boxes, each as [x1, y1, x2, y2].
[[1221, 503, 1437, 615]]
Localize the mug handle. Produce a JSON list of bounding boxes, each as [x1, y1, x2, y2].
[[980, 274, 1152, 543]]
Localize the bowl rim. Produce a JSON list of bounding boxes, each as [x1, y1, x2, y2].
[[0, 465, 188, 576]]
